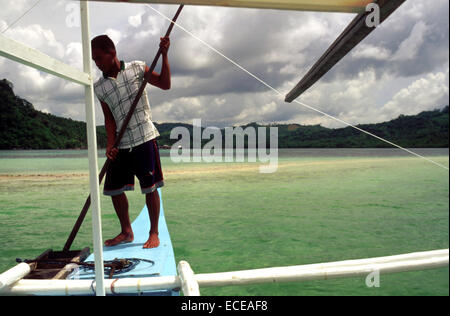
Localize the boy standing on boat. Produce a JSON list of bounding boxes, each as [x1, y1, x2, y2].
[[91, 34, 171, 249]]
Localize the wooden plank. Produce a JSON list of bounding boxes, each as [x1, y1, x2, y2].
[[284, 0, 406, 102], [87, 0, 373, 13], [0, 34, 91, 86], [27, 249, 52, 272], [52, 248, 90, 280], [48, 248, 90, 261], [19, 248, 91, 280]]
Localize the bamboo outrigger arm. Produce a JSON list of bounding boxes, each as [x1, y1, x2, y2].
[[284, 0, 406, 102], [2, 249, 448, 295]]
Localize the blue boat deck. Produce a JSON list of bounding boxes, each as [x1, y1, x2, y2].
[[68, 188, 179, 296]]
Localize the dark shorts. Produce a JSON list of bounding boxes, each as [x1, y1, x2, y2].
[[104, 138, 164, 196]]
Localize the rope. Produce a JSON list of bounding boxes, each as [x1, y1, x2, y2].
[[145, 4, 449, 171], [1, 0, 43, 34]]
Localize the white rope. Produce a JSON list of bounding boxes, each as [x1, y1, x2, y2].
[[146, 4, 449, 171], [1, 0, 43, 34]]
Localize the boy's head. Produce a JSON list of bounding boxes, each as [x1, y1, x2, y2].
[[91, 35, 117, 73]]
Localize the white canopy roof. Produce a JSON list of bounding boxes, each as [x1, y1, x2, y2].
[[92, 0, 373, 13]]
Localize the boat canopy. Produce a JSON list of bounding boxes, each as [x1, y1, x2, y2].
[[92, 0, 374, 13]]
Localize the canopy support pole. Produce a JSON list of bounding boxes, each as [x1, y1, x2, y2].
[[80, 0, 105, 296]]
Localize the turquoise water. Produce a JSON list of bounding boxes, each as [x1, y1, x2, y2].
[[0, 148, 448, 295], [1, 148, 447, 174], [1, 148, 447, 159]]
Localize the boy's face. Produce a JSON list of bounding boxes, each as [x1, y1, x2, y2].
[[92, 48, 115, 74]]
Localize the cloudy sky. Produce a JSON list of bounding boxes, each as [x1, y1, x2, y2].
[[0, 0, 448, 128]]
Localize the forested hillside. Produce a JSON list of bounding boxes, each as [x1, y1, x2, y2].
[[1, 78, 448, 149]]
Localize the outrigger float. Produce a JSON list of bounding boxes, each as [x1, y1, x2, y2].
[[0, 1, 448, 296]]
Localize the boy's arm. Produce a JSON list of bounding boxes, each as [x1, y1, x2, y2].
[[100, 100, 118, 160], [146, 36, 171, 90]]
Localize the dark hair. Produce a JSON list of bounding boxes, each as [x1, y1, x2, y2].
[[91, 35, 116, 54]]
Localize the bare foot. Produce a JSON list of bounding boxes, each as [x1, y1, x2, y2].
[[104, 232, 134, 247], [143, 232, 160, 249]]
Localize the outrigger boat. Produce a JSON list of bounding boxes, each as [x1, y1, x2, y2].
[[1, 0, 448, 296]]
